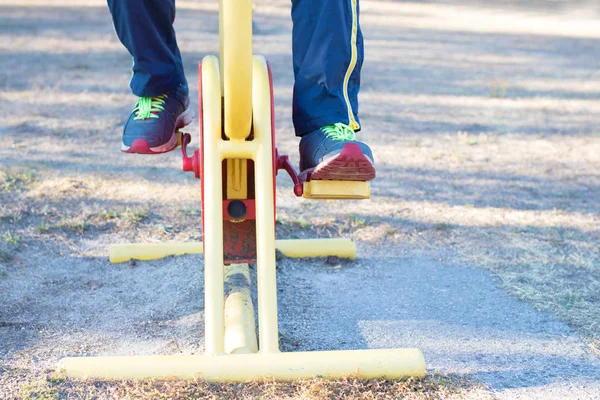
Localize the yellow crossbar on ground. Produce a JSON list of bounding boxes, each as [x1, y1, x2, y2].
[[108, 238, 357, 263], [59, 348, 425, 381]]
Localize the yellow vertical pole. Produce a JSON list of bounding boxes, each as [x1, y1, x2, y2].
[[201, 56, 225, 355], [222, 0, 253, 140], [252, 56, 279, 353], [218, 0, 224, 94]]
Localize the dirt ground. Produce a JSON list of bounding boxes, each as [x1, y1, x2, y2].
[[1, 0, 600, 399]]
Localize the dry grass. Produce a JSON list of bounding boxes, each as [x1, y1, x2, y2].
[[1, 367, 493, 400], [480, 229, 599, 350]]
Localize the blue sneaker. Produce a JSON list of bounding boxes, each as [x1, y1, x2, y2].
[[121, 84, 193, 154], [299, 123, 375, 181]]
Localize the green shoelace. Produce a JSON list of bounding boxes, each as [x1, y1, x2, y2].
[[133, 94, 167, 120], [322, 122, 357, 141]]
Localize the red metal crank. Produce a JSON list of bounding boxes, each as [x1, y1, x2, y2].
[[181, 132, 201, 178], [275, 150, 303, 197]]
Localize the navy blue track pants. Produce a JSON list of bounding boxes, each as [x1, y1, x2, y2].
[[107, 0, 363, 135]]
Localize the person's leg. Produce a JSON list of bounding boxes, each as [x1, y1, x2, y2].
[[291, 0, 374, 181], [291, 0, 363, 136], [107, 0, 192, 154], [107, 0, 187, 97]]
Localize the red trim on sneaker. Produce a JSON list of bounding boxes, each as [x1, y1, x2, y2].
[[309, 143, 376, 181], [127, 139, 152, 154]]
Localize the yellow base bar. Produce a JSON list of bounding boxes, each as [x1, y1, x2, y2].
[[109, 242, 202, 263], [109, 238, 356, 263], [303, 181, 370, 200], [275, 238, 355, 259], [59, 348, 425, 381]]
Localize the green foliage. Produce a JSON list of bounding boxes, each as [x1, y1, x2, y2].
[[0, 170, 35, 192], [122, 208, 148, 224], [2, 231, 20, 246]]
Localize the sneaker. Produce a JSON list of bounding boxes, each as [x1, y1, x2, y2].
[[121, 85, 193, 154], [299, 123, 376, 181]]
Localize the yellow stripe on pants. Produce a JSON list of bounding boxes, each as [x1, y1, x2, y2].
[[342, 0, 360, 131]]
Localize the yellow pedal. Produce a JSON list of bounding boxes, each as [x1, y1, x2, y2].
[[302, 180, 370, 200]]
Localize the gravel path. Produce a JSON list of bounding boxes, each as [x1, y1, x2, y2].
[[278, 250, 600, 399]]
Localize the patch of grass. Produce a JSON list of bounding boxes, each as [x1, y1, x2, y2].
[[434, 222, 453, 231], [178, 207, 201, 217], [277, 215, 383, 240], [0, 210, 23, 224], [2, 231, 20, 246], [457, 132, 491, 146], [0, 250, 14, 263], [0, 230, 18, 265], [566, 251, 597, 271], [35, 208, 149, 236], [20, 378, 58, 400], [0, 246, 13, 259], [98, 208, 151, 225], [487, 79, 507, 98], [97, 210, 120, 221], [36, 222, 51, 233], [348, 214, 367, 228], [275, 217, 320, 239], [0, 169, 36, 192], [561, 292, 581, 310], [385, 226, 399, 236], [278, 217, 311, 230], [56, 218, 88, 234], [587, 339, 600, 357], [462, 225, 600, 351], [122, 208, 148, 224], [36, 218, 89, 234], [0, 367, 57, 400], [1, 369, 492, 400]]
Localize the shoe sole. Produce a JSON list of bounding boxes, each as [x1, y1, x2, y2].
[[121, 104, 194, 154], [301, 143, 376, 182]]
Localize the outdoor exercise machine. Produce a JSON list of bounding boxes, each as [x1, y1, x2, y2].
[[60, 0, 425, 381]]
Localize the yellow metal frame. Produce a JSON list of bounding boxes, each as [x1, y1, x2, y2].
[[108, 238, 357, 263], [201, 54, 280, 355], [60, 349, 425, 381], [59, 0, 425, 381], [221, 0, 252, 140]]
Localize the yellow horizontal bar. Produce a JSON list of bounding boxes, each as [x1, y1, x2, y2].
[[275, 239, 356, 259], [59, 348, 425, 381], [109, 242, 202, 263], [303, 180, 370, 200], [109, 239, 355, 263], [218, 140, 259, 159]]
